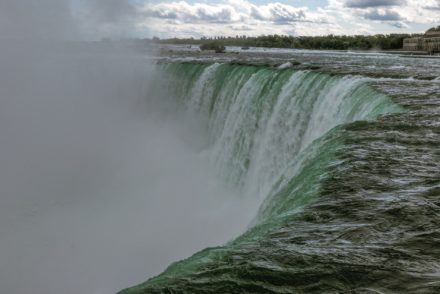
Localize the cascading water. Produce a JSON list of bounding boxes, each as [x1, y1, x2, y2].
[[159, 63, 400, 203], [120, 62, 403, 293]]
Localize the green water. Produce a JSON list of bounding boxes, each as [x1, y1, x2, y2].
[[120, 63, 405, 293]]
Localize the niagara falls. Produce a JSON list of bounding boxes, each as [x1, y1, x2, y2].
[[1, 1, 439, 294]]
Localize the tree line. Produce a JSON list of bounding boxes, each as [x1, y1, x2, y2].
[[153, 34, 422, 50], [427, 26, 440, 32]]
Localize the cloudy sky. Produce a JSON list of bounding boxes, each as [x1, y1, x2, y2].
[[135, 0, 440, 38], [1, 0, 438, 40]]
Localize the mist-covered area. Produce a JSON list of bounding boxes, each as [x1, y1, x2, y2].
[[0, 1, 258, 293]]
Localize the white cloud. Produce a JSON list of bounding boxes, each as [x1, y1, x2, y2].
[[143, 2, 239, 24], [363, 9, 403, 21], [142, 0, 339, 37], [326, 0, 440, 33], [139, 0, 439, 38]]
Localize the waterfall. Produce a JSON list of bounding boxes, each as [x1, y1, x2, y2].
[[161, 63, 400, 210], [120, 62, 403, 294]]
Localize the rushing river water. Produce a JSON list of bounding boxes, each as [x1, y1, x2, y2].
[[120, 48, 440, 293]]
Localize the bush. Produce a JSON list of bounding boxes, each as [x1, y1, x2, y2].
[[200, 42, 226, 53]]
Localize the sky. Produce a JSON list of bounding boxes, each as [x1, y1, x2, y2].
[[138, 0, 440, 38], [1, 0, 437, 40]]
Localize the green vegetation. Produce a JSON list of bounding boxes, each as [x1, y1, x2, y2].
[[199, 42, 226, 53], [427, 26, 440, 32], [154, 34, 416, 51]]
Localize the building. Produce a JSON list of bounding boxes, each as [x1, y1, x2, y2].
[[424, 31, 440, 53], [403, 27, 440, 53], [403, 37, 423, 51]]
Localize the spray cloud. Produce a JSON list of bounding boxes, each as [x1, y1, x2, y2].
[[0, 1, 256, 294]]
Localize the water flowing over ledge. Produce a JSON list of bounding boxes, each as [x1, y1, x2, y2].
[[121, 60, 440, 294], [118, 62, 422, 293], [162, 63, 400, 197], [156, 63, 401, 222]]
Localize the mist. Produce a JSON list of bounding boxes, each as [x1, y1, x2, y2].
[[0, 1, 257, 293]]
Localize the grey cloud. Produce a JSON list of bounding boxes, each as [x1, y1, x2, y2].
[[250, 7, 265, 21], [195, 7, 234, 23], [145, 9, 179, 20], [345, 0, 403, 8], [269, 6, 306, 24], [229, 24, 253, 31], [144, 6, 234, 24], [364, 9, 403, 21], [391, 21, 408, 28], [251, 5, 310, 24], [423, 1, 440, 10]]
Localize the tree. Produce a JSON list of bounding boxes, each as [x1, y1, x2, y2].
[[200, 42, 226, 53]]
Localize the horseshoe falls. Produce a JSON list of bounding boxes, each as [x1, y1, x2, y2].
[[120, 59, 440, 293], [3, 1, 440, 293], [4, 44, 439, 294], [157, 63, 400, 219]]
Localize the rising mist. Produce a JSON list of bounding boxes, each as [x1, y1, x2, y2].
[[0, 1, 257, 293]]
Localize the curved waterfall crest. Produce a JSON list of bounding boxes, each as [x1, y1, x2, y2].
[[162, 63, 401, 207], [120, 62, 404, 293]]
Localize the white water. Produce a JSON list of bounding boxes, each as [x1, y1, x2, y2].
[[175, 65, 399, 205]]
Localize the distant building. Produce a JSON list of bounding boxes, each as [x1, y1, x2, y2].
[[403, 37, 423, 51], [403, 27, 440, 53], [424, 31, 440, 53]]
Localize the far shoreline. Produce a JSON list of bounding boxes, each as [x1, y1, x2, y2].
[[157, 43, 440, 58]]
